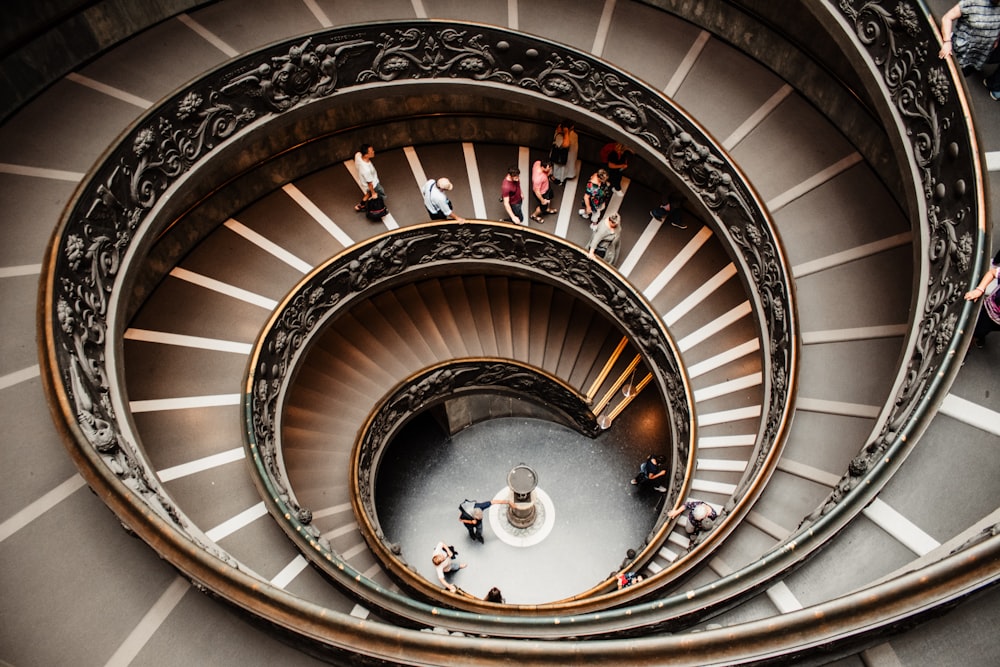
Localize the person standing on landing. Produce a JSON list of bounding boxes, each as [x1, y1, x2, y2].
[[630, 454, 667, 493], [484, 587, 505, 603], [431, 542, 466, 592], [459, 498, 511, 543]]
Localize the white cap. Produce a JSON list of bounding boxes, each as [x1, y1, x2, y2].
[[437, 178, 453, 191]]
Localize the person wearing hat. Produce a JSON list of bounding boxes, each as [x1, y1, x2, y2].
[[668, 500, 718, 534], [421, 177, 465, 222]]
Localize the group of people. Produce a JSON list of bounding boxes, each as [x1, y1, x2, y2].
[[431, 459, 720, 597], [354, 121, 694, 270], [430, 498, 510, 599], [432, 130, 631, 266]]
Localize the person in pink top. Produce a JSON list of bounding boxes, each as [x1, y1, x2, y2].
[[529, 159, 556, 224]]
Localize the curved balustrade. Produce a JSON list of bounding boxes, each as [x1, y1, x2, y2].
[[34, 1, 993, 658], [354, 358, 602, 512], [783, 0, 990, 540], [42, 17, 792, 609], [352, 359, 602, 599], [246, 222, 696, 615]]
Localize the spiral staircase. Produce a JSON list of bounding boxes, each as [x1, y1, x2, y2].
[[2, 0, 999, 665]]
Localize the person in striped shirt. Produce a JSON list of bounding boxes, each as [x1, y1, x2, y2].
[[938, 0, 1000, 75]]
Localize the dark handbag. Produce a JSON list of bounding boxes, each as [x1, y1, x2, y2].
[[550, 131, 569, 165], [595, 238, 611, 258], [550, 137, 569, 166], [365, 195, 388, 220]]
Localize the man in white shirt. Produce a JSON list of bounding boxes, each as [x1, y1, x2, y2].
[[421, 177, 465, 222], [353, 143, 384, 211]]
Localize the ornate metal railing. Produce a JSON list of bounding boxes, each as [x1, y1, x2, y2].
[[245, 222, 698, 614], [42, 13, 793, 588], [42, 8, 959, 652], [795, 0, 989, 520], [353, 359, 602, 528], [605, 0, 995, 626]]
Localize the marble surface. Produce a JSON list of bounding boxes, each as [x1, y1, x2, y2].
[[375, 389, 670, 604]]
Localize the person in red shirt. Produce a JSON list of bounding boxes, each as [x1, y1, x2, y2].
[[601, 142, 633, 192], [500, 167, 524, 224]]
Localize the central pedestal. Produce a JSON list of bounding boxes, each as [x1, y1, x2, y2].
[[507, 464, 538, 528]]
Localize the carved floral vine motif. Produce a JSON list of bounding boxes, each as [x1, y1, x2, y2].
[[798, 1, 982, 528], [222, 37, 373, 109], [51, 34, 376, 533], [359, 28, 512, 83]]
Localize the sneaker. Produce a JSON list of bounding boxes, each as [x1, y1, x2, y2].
[[671, 220, 688, 229], [578, 208, 587, 218], [991, 89, 1000, 101], [630, 478, 638, 485], [653, 486, 667, 493]]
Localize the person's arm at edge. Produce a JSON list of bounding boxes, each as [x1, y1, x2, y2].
[[939, 4, 962, 58], [965, 264, 999, 300]]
